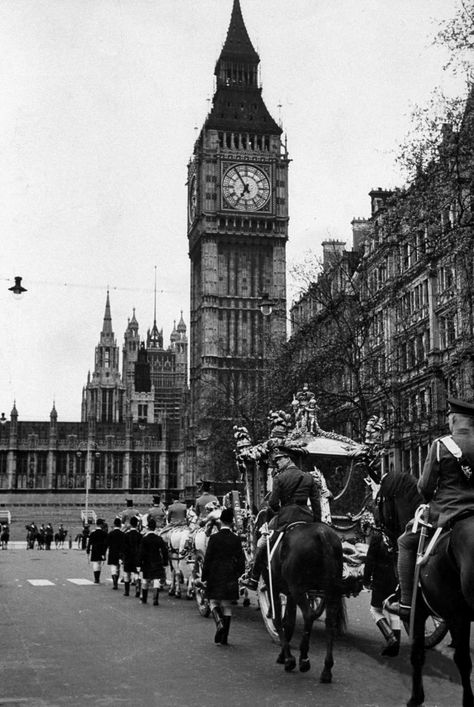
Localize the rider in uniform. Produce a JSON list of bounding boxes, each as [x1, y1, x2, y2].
[[194, 481, 219, 519], [386, 397, 474, 621], [166, 495, 188, 526], [241, 446, 321, 590], [146, 495, 167, 530], [121, 498, 141, 530]]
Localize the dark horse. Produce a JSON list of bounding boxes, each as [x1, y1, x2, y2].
[[408, 513, 474, 707], [263, 520, 347, 683]]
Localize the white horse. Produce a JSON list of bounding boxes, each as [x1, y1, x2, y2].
[[160, 523, 196, 599]]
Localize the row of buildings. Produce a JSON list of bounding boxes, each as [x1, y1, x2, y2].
[[289, 90, 474, 477]]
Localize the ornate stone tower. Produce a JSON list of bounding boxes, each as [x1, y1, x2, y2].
[[81, 291, 126, 423], [187, 0, 289, 475]]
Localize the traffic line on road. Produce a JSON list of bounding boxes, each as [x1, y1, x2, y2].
[[67, 578, 94, 585], [27, 579, 55, 586]]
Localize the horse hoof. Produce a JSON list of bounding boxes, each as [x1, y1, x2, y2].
[[276, 653, 285, 665], [243, 598, 250, 607], [320, 672, 332, 684], [168, 590, 175, 597], [176, 593, 181, 599], [299, 658, 310, 673], [284, 658, 296, 672]]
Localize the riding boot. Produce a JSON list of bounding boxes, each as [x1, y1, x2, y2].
[[241, 543, 267, 590], [141, 588, 148, 604], [381, 629, 400, 657], [377, 618, 399, 656], [93, 570, 100, 584], [124, 581, 130, 596], [220, 616, 231, 646], [153, 589, 159, 606], [211, 607, 225, 644], [112, 574, 118, 590]]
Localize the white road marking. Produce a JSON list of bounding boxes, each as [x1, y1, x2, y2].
[[67, 578, 94, 585], [27, 579, 55, 586]]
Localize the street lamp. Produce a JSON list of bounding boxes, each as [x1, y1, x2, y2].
[[8, 276, 27, 298], [259, 291, 274, 317], [76, 440, 101, 524]]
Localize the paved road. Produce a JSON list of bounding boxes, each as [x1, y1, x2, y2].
[[0, 547, 463, 707]]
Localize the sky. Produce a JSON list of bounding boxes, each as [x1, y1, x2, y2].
[[0, 0, 467, 421]]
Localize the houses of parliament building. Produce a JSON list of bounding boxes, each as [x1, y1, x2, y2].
[[0, 292, 189, 498]]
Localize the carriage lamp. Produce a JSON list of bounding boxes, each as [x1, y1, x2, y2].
[[0, 413, 7, 425], [8, 276, 27, 298]]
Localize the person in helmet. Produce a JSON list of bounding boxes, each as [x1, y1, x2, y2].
[[241, 448, 320, 590]]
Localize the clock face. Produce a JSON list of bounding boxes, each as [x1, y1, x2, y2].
[[189, 174, 197, 221], [222, 164, 271, 211]]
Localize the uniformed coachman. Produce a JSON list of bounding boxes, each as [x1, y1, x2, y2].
[[242, 443, 321, 590]]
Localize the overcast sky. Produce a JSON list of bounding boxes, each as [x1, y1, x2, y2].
[[0, 0, 466, 421]]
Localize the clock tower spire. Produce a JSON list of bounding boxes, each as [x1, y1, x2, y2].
[[187, 0, 289, 479]]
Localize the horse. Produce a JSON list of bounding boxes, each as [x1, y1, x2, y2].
[[261, 518, 347, 682], [406, 513, 474, 707], [160, 523, 196, 599]]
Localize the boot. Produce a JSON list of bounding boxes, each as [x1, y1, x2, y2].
[[220, 616, 231, 646], [124, 582, 130, 596], [93, 570, 100, 584], [153, 589, 159, 606], [241, 543, 267, 590], [141, 588, 148, 604], [135, 580, 141, 598], [382, 629, 400, 657], [211, 607, 225, 644], [112, 575, 118, 590], [376, 618, 399, 657]]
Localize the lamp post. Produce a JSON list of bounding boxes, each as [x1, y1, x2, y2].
[[77, 440, 100, 524]]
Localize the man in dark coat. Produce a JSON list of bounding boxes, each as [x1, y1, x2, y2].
[[362, 516, 400, 657], [242, 448, 320, 590], [122, 515, 142, 597], [106, 518, 125, 590], [138, 517, 169, 605], [201, 507, 245, 645], [86, 519, 108, 583]]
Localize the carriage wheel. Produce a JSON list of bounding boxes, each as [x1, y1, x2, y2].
[[424, 615, 448, 649], [257, 576, 283, 644], [194, 556, 210, 618], [402, 614, 448, 649], [308, 592, 326, 620]]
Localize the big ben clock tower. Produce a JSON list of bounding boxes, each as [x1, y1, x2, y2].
[[187, 0, 289, 477]]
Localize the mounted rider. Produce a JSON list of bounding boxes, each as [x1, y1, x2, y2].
[[121, 498, 141, 530], [146, 495, 167, 530], [386, 396, 474, 621], [194, 480, 219, 519], [241, 442, 321, 590]]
